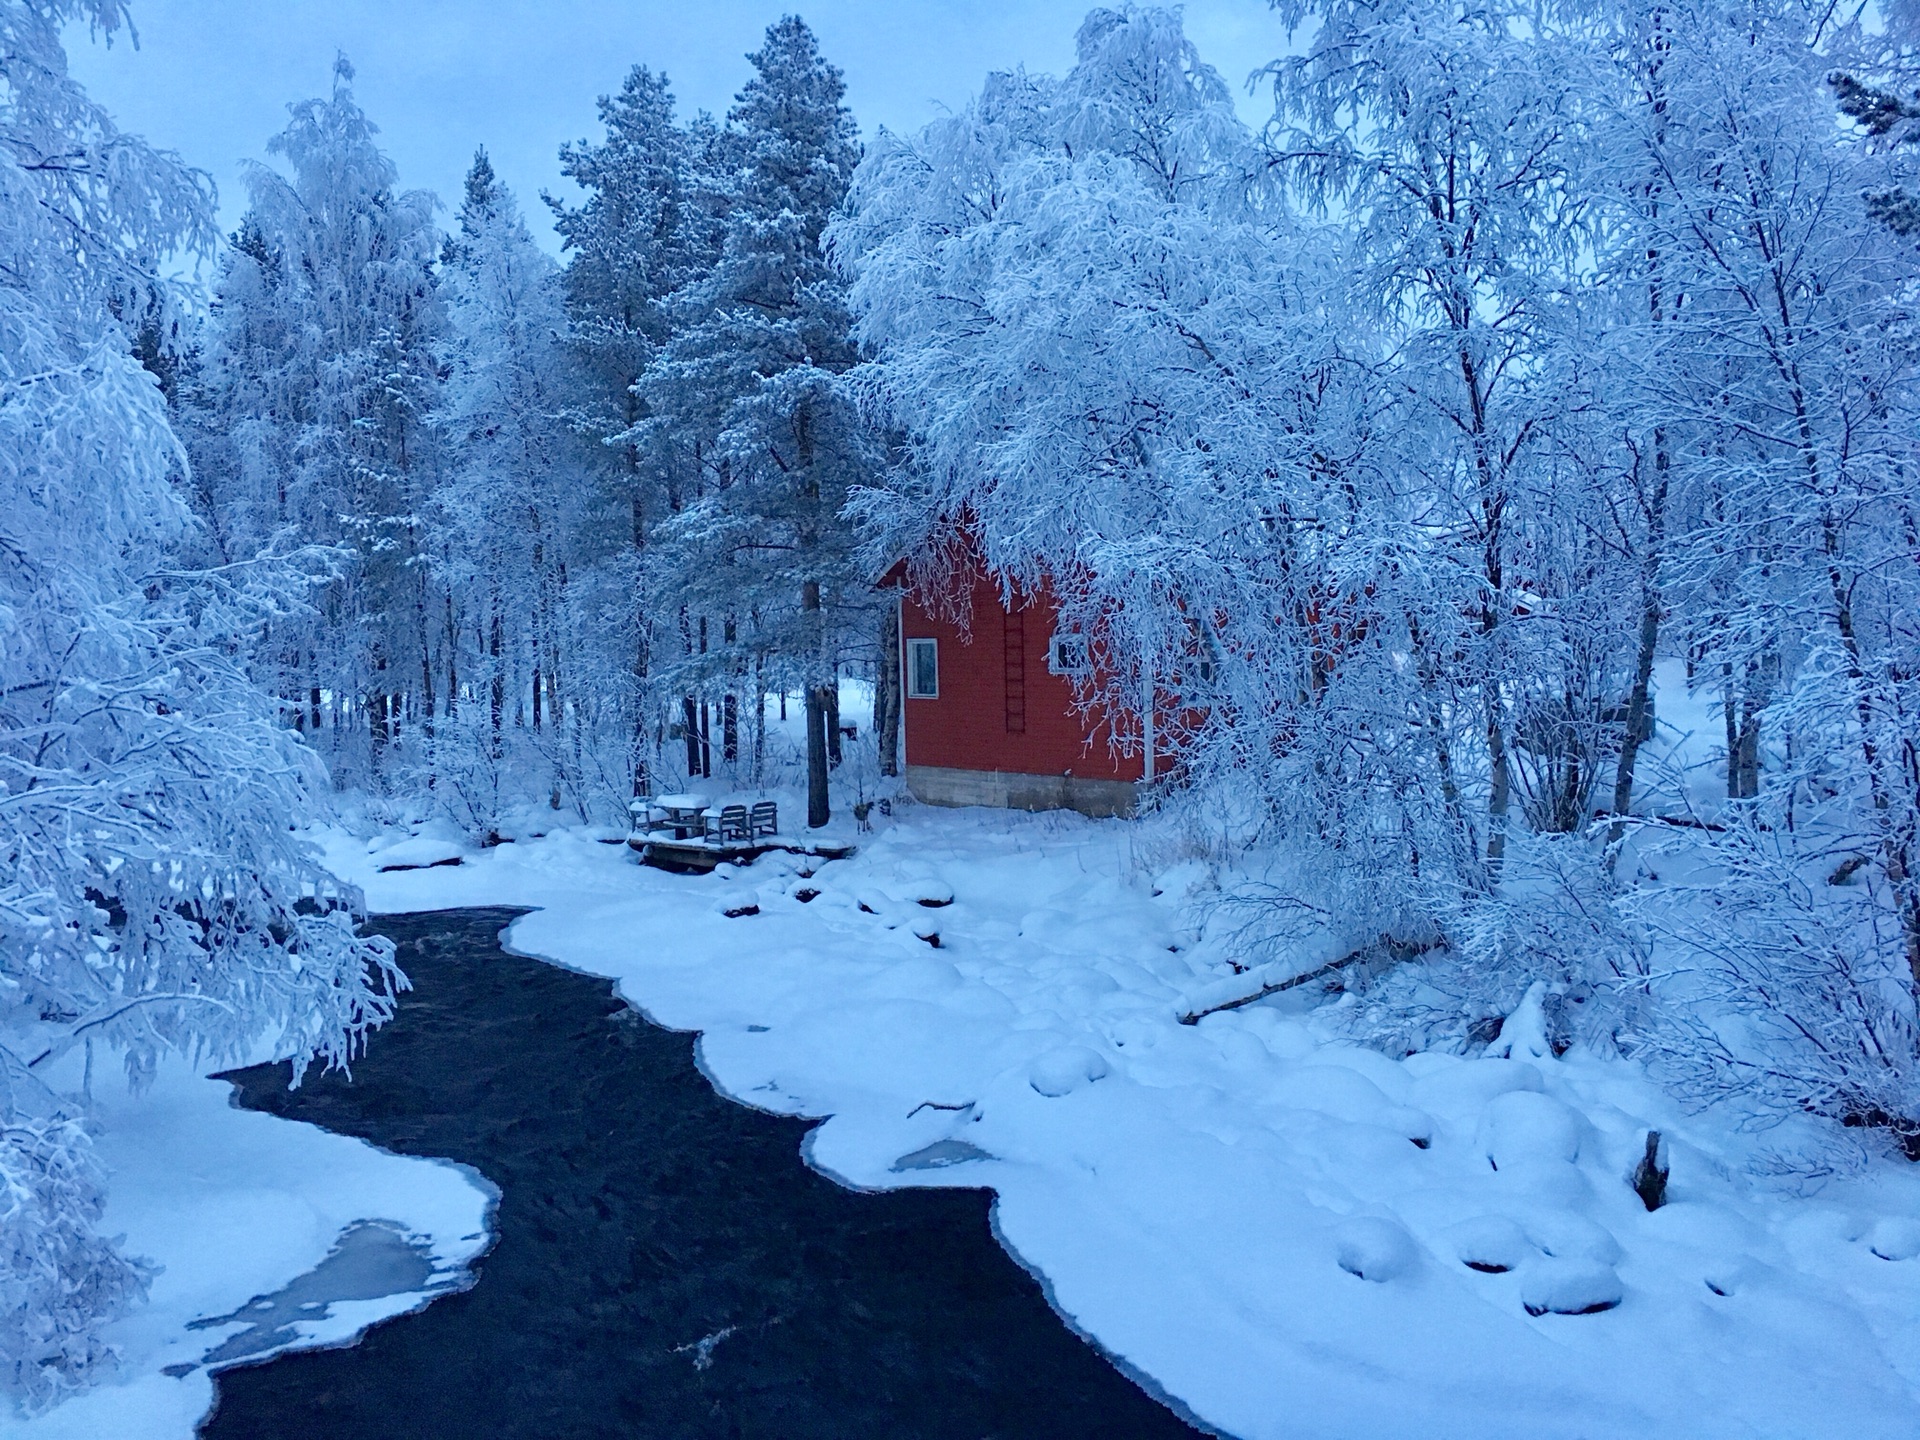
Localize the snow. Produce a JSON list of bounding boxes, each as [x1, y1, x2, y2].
[[312, 803, 1920, 1440], [1028, 1045, 1112, 1098], [366, 825, 469, 872], [1520, 1259, 1624, 1317], [11, 1049, 491, 1440], [1333, 1217, 1418, 1282]]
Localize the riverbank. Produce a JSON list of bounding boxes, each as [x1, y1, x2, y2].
[[320, 808, 1920, 1440]]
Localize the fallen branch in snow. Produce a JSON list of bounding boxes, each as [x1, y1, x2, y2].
[[1827, 854, 1870, 886], [1177, 937, 1443, 1025], [1592, 810, 1728, 834]]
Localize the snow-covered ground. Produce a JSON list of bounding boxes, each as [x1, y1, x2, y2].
[[12, 1052, 490, 1440], [19, 660, 1920, 1439], [282, 799, 1920, 1440]]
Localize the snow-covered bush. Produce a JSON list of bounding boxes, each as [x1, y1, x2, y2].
[[0, 1108, 149, 1409], [1624, 812, 1920, 1157]]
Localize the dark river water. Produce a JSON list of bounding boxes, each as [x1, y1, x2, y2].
[[201, 907, 1206, 1440]]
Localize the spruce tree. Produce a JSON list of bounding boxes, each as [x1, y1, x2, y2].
[[548, 67, 705, 796]]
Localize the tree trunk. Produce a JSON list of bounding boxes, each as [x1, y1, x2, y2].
[[723, 694, 738, 765], [826, 668, 842, 768], [489, 606, 505, 763], [803, 578, 830, 827], [682, 696, 701, 780], [444, 599, 458, 719], [1722, 667, 1739, 799], [629, 491, 651, 800], [1486, 714, 1511, 875], [877, 603, 901, 778], [754, 684, 766, 783], [807, 684, 832, 828], [1608, 439, 1669, 854]]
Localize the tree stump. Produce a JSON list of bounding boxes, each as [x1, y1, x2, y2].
[[1630, 1130, 1669, 1211]]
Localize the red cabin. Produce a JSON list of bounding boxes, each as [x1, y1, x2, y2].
[[886, 558, 1157, 819]]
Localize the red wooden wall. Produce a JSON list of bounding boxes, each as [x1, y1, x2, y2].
[[898, 570, 1144, 783]]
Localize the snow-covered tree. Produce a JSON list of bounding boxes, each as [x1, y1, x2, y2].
[[1, 5, 400, 1408], [1587, 0, 1920, 1144], [548, 66, 708, 797], [643, 17, 873, 823], [434, 152, 625, 834], [188, 57, 444, 789], [835, 6, 1404, 894]]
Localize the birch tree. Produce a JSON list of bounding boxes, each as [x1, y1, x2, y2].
[[2, 5, 399, 1406]]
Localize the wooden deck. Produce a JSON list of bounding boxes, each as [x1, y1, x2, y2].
[[629, 833, 857, 875]]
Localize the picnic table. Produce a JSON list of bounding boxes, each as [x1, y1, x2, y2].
[[654, 794, 710, 840]]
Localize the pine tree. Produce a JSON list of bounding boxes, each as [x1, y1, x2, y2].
[[548, 67, 705, 797], [643, 16, 874, 824]]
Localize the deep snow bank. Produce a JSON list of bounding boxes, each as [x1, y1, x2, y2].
[[326, 809, 1920, 1440]]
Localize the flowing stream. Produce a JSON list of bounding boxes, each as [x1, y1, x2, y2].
[[199, 906, 1203, 1439]]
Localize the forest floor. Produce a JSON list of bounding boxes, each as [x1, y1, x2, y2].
[[19, 782, 1920, 1439]]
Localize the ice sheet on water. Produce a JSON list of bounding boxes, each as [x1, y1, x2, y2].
[[891, 1138, 994, 1171], [186, 1220, 454, 1369]]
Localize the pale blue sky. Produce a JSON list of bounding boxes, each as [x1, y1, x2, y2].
[[70, 1, 1288, 254]]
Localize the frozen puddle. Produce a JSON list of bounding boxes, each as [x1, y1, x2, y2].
[[176, 1220, 460, 1373]]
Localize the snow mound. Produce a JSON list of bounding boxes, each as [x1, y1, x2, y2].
[[1520, 1258, 1623, 1316], [1479, 1090, 1582, 1170], [1407, 1056, 1543, 1114], [1335, 1217, 1418, 1282], [1444, 1215, 1533, 1273], [1867, 1217, 1920, 1261], [1526, 1211, 1622, 1266], [370, 835, 467, 872], [1028, 1045, 1111, 1097]]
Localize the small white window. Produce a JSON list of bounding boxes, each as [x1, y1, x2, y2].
[[1048, 632, 1090, 676], [907, 637, 939, 698]]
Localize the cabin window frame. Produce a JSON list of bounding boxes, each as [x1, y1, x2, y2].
[[906, 637, 939, 698], [1048, 631, 1091, 678]]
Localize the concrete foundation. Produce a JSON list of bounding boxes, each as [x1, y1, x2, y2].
[[905, 764, 1137, 819]]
